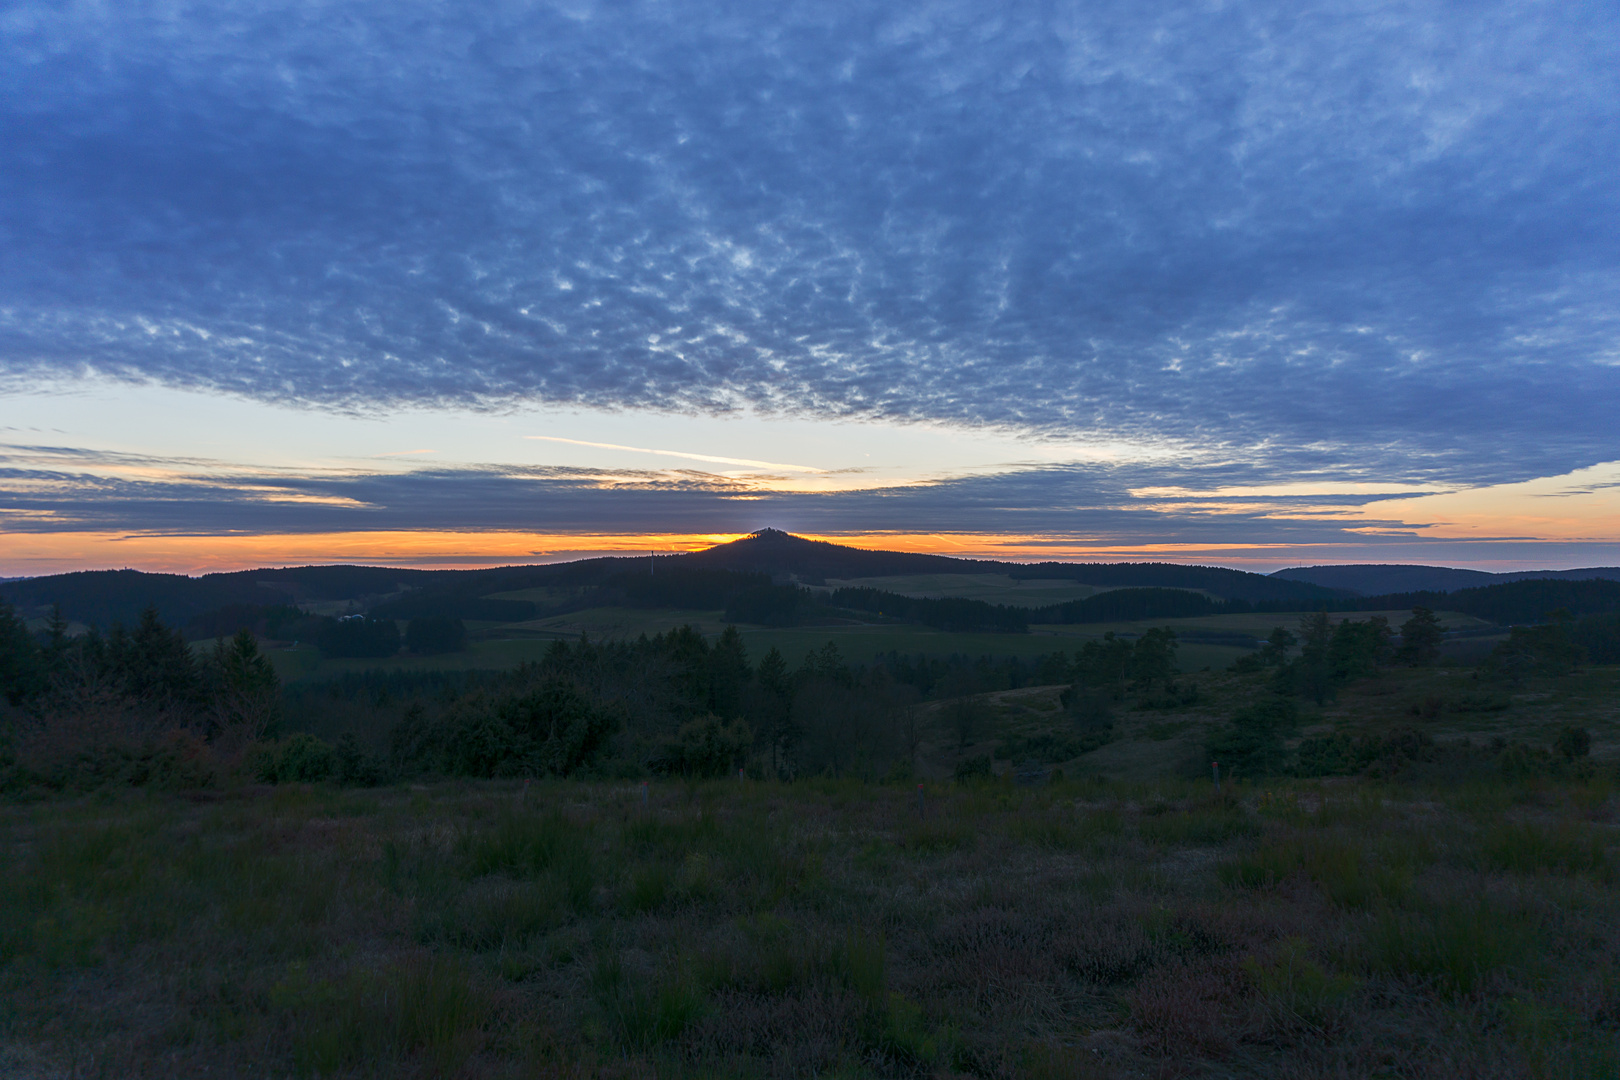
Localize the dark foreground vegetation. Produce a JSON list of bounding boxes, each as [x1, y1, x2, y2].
[[3, 586, 1619, 1077], [2, 773, 1616, 1078]]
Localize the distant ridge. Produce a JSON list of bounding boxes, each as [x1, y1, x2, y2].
[[677, 530, 1345, 603], [1273, 564, 1620, 596], [679, 529, 976, 580], [34, 529, 1620, 630]]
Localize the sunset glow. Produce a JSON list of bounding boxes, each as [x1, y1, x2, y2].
[[5, 1, 1620, 576]]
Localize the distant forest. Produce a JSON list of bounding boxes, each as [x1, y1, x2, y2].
[[7, 563, 1620, 646], [7, 589, 1618, 793]]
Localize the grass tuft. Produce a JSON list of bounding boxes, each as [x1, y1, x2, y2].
[[1480, 820, 1609, 878], [1366, 900, 1536, 998], [1219, 835, 1412, 908], [274, 953, 491, 1075]]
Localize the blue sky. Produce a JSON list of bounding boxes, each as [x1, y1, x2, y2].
[[3, 0, 1619, 573]]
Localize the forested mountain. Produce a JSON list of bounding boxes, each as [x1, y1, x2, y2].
[[1005, 561, 1342, 603], [681, 530, 1346, 602], [0, 529, 1342, 629], [0, 566, 438, 629], [680, 528, 972, 579], [7, 530, 1619, 637], [1273, 563, 1620, 596], [1341, 578, 1620, 625]]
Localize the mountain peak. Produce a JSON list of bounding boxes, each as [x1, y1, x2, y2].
[[681, 530, 968, 579]]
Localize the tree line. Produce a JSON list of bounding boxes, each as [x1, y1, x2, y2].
[[1205, 605, 1607, 781], [1, 601, 283, 791]]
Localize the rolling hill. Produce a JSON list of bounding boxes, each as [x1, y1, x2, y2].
[[16, 529, 1619, 634], [1273, 563, 1620, 596]]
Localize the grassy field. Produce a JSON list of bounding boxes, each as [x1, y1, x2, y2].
[[263, 606, 1492, 688], [1030, 610, 1493, 639], [6, 655, 1620, 1077], [3, 765, 1616, 1079], [824, 575, 1108, 608]]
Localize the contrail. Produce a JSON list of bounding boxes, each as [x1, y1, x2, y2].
[[524, 435, 825, 474]]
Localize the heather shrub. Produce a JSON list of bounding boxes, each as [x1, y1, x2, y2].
[[1243, 936, 1356, 1030]]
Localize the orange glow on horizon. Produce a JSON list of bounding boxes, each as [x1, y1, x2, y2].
[[4, 526, 1619, 577], [0, 531, 750, 576]]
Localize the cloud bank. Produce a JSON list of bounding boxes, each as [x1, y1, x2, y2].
[[2, 0, 1618, 486], [0, 440, 1564, 544]]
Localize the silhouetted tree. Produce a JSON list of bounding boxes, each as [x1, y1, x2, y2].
[[1395, 607, 1444, 666], [1130, 627, 1180, 690]]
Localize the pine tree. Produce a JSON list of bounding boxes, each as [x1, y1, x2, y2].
[[0, 601, 43, 706], [210, 630, 281, 740], [1396, 607, 1444, 666]]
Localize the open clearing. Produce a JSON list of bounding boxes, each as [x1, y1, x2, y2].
[[823, 574, 1107, 607], [264, 608, 1491, 687]]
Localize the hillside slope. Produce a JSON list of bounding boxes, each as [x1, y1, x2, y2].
[[1275, 563, 1620, 596]]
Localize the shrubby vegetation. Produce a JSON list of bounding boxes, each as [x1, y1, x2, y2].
[[3, 774, 1615, 1077], [0, 608, 280, 792], [7, 590, 1616, 796], [391, 676, 618, 778]]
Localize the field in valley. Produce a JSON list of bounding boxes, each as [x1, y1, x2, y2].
[[264, 600, 1494, 688]]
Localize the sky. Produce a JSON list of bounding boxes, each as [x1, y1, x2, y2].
[[3, 0, 1619, 576]]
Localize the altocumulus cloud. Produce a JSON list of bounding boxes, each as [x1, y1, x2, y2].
[[2, 0, 1619, 485], [0, 443, 1442, 548]]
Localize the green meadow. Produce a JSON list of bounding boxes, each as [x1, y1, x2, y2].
[[263, 599, 1492, 686], [823, 574, 1108, 608]]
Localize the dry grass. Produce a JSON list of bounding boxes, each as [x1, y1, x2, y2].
[[1, 773, 1617, 1078]]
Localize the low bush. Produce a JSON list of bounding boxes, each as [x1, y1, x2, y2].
[[390, 676, 617, 778], [1205, 697, 1297, 779], [255, 733, 337, 784], [1294, 727, 1435, 778], [254, 732, 384, 785], [953, 754, 993, 782], [993, 727, 1110, 763], [647, 715, 752, 778]]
